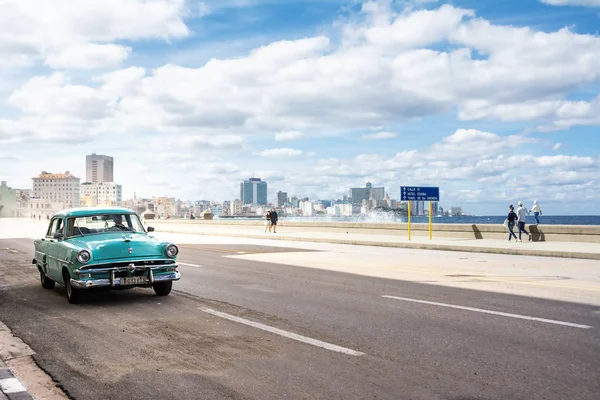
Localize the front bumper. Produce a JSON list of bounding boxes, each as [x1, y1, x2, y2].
[[70, 271, 180, 289]]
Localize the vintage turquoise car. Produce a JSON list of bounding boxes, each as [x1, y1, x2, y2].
[[32, 207, 181, 303]]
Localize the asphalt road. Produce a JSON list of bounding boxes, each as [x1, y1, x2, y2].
[[1, 238, 599, 400]]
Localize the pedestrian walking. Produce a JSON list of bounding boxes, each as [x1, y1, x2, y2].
[[507, 205, 518, 242], [265, 210, 272, 233], [270, 208, 279, 233], [517, 201, 531, 242], [531, 200, 542, 224]]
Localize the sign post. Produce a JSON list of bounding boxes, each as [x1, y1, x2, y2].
[[401, 186, 440, 241], [429, 201, 432, 240], [407, 201, 411, 241]]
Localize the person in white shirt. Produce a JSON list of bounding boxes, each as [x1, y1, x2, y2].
[[531, 200, 542, 224], [517, 201, 531, 242]]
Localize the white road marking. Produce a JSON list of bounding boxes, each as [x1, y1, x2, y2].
[[199, 307, 365, 356], [0, 377, 27, 393], [178, 262, 203, 268], [382, 295, 592, 329]]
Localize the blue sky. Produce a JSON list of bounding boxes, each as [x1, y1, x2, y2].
[[0, 0, 599, 215]]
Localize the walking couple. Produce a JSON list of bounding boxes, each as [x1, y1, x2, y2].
[[265, 208, 278, 233], [506, 202, 533, 242]]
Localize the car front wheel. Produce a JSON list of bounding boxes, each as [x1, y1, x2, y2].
[[64, 271, 82, 304], [40, 270, 55, 289], [153, 281, 172, 296]]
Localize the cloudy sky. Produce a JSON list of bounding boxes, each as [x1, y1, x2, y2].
[[1, 0, 599, 215]]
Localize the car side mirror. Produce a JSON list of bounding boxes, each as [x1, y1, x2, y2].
[[53, 231, 64, 240], [147, 227, 155, 232]]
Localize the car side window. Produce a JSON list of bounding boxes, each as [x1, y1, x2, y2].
[[46, 219, 57, 237], [55, 218, 64, 234]]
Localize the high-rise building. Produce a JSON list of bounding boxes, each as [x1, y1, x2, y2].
[[86, 153, 114, 183], [290, 196, 299, 208], [411, 201, 425, 216], [240, 178, 267, 205], [32, 171, 81, 209], [349, 182, 385, 204], [80, 182, 122, 207], [275, 191, 288, 208]]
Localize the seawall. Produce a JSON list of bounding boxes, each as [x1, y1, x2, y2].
[[149, 219, 600, 244]]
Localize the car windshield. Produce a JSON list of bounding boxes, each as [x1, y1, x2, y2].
[[66, 213, 146, 237]]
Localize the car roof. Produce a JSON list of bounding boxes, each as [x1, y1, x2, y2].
[[53, 207, 137, 218]]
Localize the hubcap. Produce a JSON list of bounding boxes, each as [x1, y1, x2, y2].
[[66, 279, 72, 297]]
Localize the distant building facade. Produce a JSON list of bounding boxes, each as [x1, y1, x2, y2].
[[32, 171, 80, 209], [275, 191, 288, 208], [86, 153, 114, 183], [232, 199, 243, 215], [240, 178, 267, 205], [350, 182, 385, 204], [0, 181, 17, 217], [80, 182, 123, 207]]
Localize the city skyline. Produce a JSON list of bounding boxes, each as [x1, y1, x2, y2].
[[1, 1, 599, 215]]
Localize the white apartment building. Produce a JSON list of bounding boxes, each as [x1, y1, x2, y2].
[[32, 171, 81, 209], [300, 200, 314, 217], [232, 199, 243, 215], [80, 182, 122, 207]]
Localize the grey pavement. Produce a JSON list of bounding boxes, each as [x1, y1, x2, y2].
[[1, 237, 599, 400], [151, 221, 600, 260]]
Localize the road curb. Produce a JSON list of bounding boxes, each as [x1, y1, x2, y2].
[[0, 361, 33, 400], [163, 229, 600, 260]]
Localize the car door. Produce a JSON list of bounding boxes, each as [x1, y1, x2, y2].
[[46, 217, 64, 282], [37, 218, 57, 276]]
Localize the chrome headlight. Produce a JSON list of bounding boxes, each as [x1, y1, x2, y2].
[[166, 244, 179, 258], [77, 250, 91, 264]]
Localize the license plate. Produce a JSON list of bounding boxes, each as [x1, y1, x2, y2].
[[121, 276, 149, 285]]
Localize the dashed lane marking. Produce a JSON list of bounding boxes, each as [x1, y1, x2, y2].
[[382, 295, 592, 329], [199, 307, 365, 356], [178, 262, 204, 268]]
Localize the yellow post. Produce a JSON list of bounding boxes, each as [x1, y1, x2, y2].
[[429, 201, 432, 240], [408, 201, 411, 241]]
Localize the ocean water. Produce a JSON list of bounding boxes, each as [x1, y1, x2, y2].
[[261, 215, 600, 226]]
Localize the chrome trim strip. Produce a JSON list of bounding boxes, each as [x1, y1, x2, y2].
[[79, 259, 175, 270], [79, 263, 178, 273], [47, 255, 73, 265], [70, 272, 180, 289]]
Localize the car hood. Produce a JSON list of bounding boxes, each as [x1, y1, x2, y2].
[[68, 233, 164, 261]]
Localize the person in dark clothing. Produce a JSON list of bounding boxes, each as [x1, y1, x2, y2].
[[507, 205, 518, 242], [269, 208, 278, 233]]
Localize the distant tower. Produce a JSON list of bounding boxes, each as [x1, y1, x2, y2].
[[86, 153, 114, 183]]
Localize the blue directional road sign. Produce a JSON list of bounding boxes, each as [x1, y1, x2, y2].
[[401, 186, 440, 201]]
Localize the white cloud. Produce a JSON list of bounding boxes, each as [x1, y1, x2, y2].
[[275, 131, 304, 141], [361, 131, 398, 140], [540, 0, 600, 6], [44, 44, 131, 69], [553, 143, 563, 151], [4, 3, 600, 139], [460, 96, 600, 130], [0, 0, 190, 69], [259, 148, 307, 157]]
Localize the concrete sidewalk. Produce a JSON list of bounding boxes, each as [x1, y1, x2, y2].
[[0, 322, 68, 400], [152, 222, 600, 260]]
